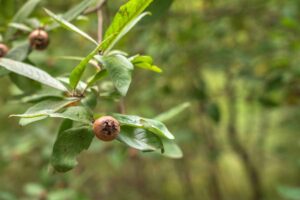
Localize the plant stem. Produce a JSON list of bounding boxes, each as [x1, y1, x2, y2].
[[97, 8, 103, 43]]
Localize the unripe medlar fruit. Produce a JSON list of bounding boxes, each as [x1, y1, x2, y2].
[[28, 28, 49, 50], [93, 116, 120, 141], [0, 43, 9, 57]]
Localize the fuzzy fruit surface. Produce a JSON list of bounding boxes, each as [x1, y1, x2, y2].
[[93, 116, 120, 141], [29, 29, 49, 50], [0, 43, 9, 57]]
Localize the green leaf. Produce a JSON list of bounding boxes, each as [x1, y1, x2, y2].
[[11, 99, 79, 126], [51, 126, 94, 172], [8, 22, 32, 32], [48, 106, 93, 125], [131, 55, 153, 64], [58, 119, 73, 134], [155, 102, 191, 122], [44, 8, 98, 45], [81, 90, 98, 110], [145, 119, 175, 140], [107, 50, 128, 57], [68, 35, 115, 89], [160, 138, 182, 158], [0, 58, 68, 92], [9, 73, 41, 93], [57, 56, 100, 69], [6, 41, 31, 61], [135, 63, 162, 73], [5, 0, 41, 40], [117, 126, 163, 151], [47, 0, 97, 30], [113, 114, 175, 140], [102, 0, 153, 53], [131, 55, 162, 73], [86, 69, 108, 88], [21, 90, 64, 103], [101, 55, 133, 96], [26, 18, 41, 29]]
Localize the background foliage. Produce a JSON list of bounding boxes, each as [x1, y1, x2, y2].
[[1, 0, 300, 199]]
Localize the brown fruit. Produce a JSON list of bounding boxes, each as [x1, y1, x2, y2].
[[28, 29, 49, 50], [93, 116, 120, 141], [0, 43, 9, 57]]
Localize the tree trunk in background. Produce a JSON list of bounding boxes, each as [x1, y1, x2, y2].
[[198, 103, 223, 200], [226, 72, 263, 200], [255, 107, 271, 169]]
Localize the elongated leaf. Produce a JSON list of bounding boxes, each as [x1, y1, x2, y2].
[[58, 119, 73, 134], [117, 126, 163, 151], [101, 55, 133, 96], [57, 56, 99, 69], [102, 0, 153, 53], [155, 102, 191, 122], [113, 114, 174, 139], [6, 41, 31, 61], [21, 90, 63, 103], [5, 0, 41, 40], [12, 99, 79, 118], [131, 55, 162, 73], [135, 63, 162, 73], [48, 106, 93, 125], [82, 89, 98, 109], [9, 73, 41, 93], [44, 9, 98, 45], [63, 0, 96, 20], [9, 22, 32, 32], [86, 69, 108, 88], [69, 47, 102, 90], [131, 55, 153, 64], [51, 126, 94, 172], [145, 118, 175, 140], [47, 0, 97, 30], [0, 58, 68, 92], [68, 34, 115, 89], [26, 18, 41, 28], [11, 98, 79, 126], [107, 50, 128, 56], [160, 138, 182, 158]]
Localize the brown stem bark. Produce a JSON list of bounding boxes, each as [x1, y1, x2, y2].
[[225, 72, 263, 200]]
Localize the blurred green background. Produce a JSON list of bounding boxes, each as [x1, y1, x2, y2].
[[1, 0, 300, 199]]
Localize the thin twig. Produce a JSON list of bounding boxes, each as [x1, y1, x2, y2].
[[118, 98, 126, 114], [97, 8, 103, 43]]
